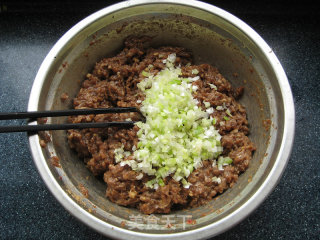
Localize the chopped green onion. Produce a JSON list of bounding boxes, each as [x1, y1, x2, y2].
[[141, 70, 149, 77], [212, 176, 221, 184], [224, 116, 230, 121], [208, 83, 217, 90], [191, 69, 199, 74], [158, 178, 165, 186], [217, 156, 233, 171], [226, 108, 232, 117], [115, 54, 223, 189], [169, 79, 182, 85], [204, 101, 211, 108]]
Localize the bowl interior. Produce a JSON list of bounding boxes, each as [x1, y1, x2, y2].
[[34, 2, 282, 234]]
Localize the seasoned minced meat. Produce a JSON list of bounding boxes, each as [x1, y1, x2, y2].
[[67, 36, 256, 214]]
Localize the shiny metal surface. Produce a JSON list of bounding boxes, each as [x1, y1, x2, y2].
[[28, 0, 295, 239]]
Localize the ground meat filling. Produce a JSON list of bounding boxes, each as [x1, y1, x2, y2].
[[67, 36, 256, 214]]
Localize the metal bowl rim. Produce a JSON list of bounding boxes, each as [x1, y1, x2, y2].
[[28, 0, 295, 239]]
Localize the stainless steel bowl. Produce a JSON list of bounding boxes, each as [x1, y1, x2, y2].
[[28, 0, 295, 239]]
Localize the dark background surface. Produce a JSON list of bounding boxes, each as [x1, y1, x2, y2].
[[0, 0, 319, 239]]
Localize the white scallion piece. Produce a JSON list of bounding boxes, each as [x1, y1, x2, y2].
[[136, 173, 143, 180], [206, 107, 214, 114], [204, 101, 211, 108], [191, 69, 199, 74], [212, 176, 221, 184], [208, 83, 217, 90], [192, 85, 199, 92]]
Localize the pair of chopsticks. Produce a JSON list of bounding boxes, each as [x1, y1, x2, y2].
[[0, 107, 141, 133]]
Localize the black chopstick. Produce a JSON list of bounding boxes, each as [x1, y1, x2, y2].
[[0, 107, 139, 120], [0, 121, 136, 133], [0, 107, 141, 133]]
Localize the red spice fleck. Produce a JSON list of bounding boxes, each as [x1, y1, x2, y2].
[[62, 61, 68, 68], [60, 92, 69, 102], [37, 117, 48, 124], [166, 223, 173, 228], [79, 183, 89, 198], [186, 219, 196, 225], [51, 156, 61, 168], [262, 119, 272, 131]]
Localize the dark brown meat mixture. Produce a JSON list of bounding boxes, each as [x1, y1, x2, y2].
[[68, 126, 139, 176], [104, 163, 189, 214], [67, 36, 256, 214], [221, 132, 256, 172], [104, 160, 240, 214]]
